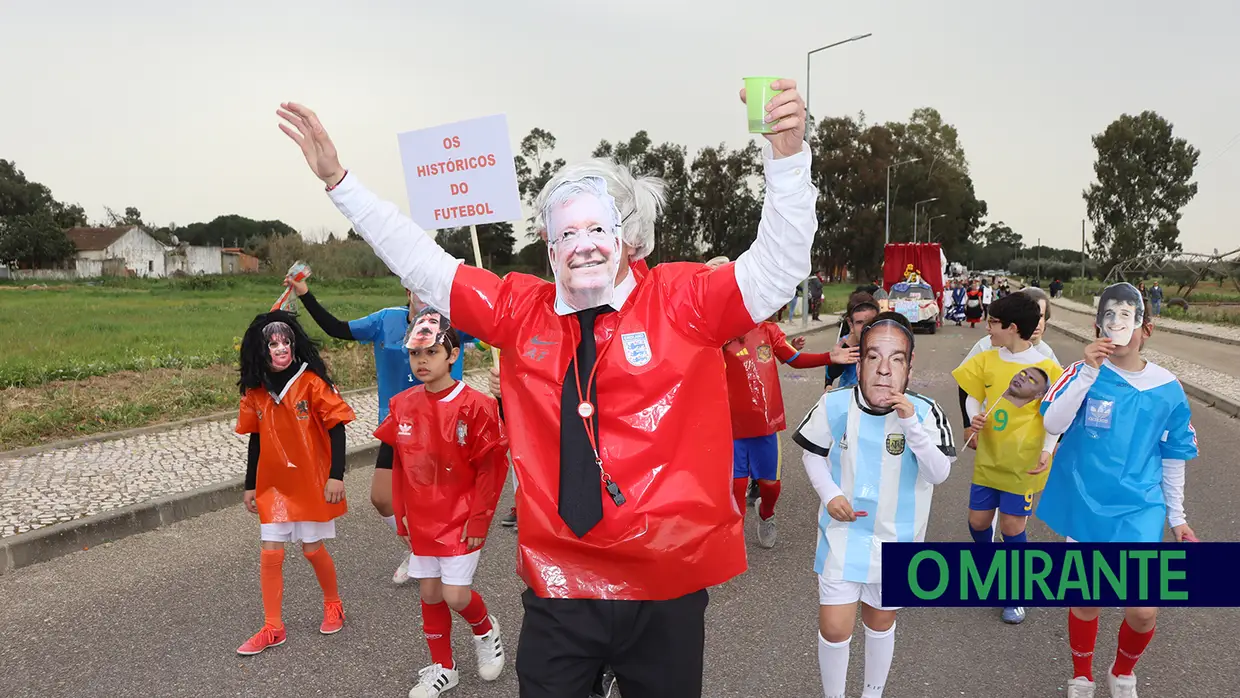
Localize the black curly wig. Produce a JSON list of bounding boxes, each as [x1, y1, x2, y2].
[[237, 310, 334, 395]]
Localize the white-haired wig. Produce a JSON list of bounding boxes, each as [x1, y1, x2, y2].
[[534, 159, 667, 262]]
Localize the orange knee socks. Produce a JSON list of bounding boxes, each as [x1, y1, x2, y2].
[[260, 548, 285, 629], [303, 545, 341, 604]]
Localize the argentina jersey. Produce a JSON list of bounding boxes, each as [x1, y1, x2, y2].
[[794, 386, 953, 584]]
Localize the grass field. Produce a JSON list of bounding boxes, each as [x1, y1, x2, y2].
[[0, 275, 856, 450]]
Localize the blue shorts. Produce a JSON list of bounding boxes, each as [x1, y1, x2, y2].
[[733, 434, 781, 481], [969, 483, 1035, 517]]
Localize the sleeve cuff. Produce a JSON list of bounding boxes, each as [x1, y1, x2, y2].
[[898, 414, 921, 429], [326, 171, 364, 215], [762, 141, 812, 194]]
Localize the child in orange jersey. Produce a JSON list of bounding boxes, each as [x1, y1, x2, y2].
[[375, 308, 509, 698], [234, 310, 356, 656]]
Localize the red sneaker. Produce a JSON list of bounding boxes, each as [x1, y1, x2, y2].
[[320, 600, 345, 635], [237, 625, 286, 655]]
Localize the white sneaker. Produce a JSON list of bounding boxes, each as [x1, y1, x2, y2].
[[1106, 665, 1139, 698], [472, 615, 505, 681], [756, 513, 778, 549], [1066, 676, 1095, 698], [393, 556, 411, 585], [408, 663, 459, 698]]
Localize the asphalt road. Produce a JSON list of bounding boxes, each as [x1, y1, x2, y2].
[[3, 324, 1238, 698], [1052, 302, 1239, 377]]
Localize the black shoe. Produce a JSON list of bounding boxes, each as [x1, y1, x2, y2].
[[591, 668, 617, 698], [745, 480, 760, 508], [501, 508, 517, 528]]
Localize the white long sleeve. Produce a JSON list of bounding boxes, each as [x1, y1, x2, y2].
[[1042, 431, 1061, 453], [327, 173, 461, 315], [965, 395, 983, 421], [734, 142, 817, 323], [1162, 458, 1187, 527], [1042, 363, 1100, 435], [803, 451, 844, 507], [899, 414, 953, 485]]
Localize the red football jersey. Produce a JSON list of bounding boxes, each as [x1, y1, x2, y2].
[[451, 261, 754, 600], [374, 381, 509, 557], [724, 322, 833, 439]]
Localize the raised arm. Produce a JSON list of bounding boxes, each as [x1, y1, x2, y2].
[[1041, 361, 1100, 435], [277, 103, 481, 317]]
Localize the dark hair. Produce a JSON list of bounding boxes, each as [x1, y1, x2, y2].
[[1019, 286, 1052, 320], [237, 310, 333, 395], [846, 291, 879, 319], [859, 311, 915, 353], [987, 293, 1041, 340], [404, 307, 462, 353], [1027, 366, 1049, 385]]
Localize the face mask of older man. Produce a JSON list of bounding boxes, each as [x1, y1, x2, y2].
[[542, 176, 624, 313]]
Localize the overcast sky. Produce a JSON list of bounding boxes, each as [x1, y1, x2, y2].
[[2, 0, 1236, 255]]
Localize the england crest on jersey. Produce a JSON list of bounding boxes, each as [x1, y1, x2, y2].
[[621, 332, 652, 367]]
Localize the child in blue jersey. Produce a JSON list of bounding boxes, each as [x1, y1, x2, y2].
[[794, 312, 955, 698], [824, 294, 878, 390], [285, 276, 474, 584], [1039, 283, 1198, 698]]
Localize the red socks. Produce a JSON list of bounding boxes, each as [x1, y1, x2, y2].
[[303, 545, 341, 604], [422, 601, 455, 669], [458, 590, 493, 636], [1113, 620, 1155, 677], [1068, 611, 1098, 681], [757, 480, 782, 520], [732, 478, 749, 516], [260, 548, 285, 629]]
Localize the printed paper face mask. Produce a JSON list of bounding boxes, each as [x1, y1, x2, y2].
[[1096, 282, 1144, 347], [543, 176, 623, 313], [404, 307, 452, 350], [858, 320, 914, 411], [1005, 367, 1049, 407], [263, 322, 295, 371]]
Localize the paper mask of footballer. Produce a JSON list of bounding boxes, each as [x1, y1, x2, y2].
[[404, 306, 451, 350], [237, 310, 332, 395], [263, 322, 295, 371], [542, 175, 623, 312], [1096, 282, 1145, 347], [858, 316, 915, 413]]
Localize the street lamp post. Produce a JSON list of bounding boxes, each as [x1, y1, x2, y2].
[[912, 197, 939, 243], [885, 158, 920, 246], [802, 32, 872, 327], [927, 214, 946, 242]]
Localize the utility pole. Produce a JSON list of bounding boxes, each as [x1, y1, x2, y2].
[[1037, 237, 1042, 282], [1081, 219, 1086, 280]]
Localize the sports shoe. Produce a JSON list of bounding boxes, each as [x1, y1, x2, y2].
[[472, 615, 505, 681], [408, 664, 459, 698], [591, 667, 617, 698], [236, 624, 287, 655], [501, 507, 517, 528], [1107, 664, 1139, 698], [393, 555, 412, 585], [1065, 677, 1095, 698], [1001, 606, 1026, 624], [320, 600, 345, 634], [746, 480, 759, 508], [756, 513, 778, 549]]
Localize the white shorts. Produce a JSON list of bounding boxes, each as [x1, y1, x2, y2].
[[260, 521, 336, 543], [818, 575, 901, 611], [407, 549, 482, 586]]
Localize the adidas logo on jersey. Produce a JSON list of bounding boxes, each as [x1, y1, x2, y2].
[[398, 422, 412, 436]]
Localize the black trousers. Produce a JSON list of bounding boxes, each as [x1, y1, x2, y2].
[[516, 587, 709, 698]]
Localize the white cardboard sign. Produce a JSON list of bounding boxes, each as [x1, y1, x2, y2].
[[397, 114, 522, 231]]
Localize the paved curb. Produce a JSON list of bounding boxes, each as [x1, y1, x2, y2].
[[0, 386, 378, 460], [0, 442, 381, 576], [1046, 322, 1240, 418]]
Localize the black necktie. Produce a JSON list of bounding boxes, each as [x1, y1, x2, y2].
[[559, 306, 613, 538]]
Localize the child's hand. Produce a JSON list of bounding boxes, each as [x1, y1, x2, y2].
[[284, 275, 309, 297], [827, 495, 866, 522], [466, 536, 486, 550], [1083, 338, 1114, 369], [1172, 523, 1198, 542], [243, 489, 258, 514], [970, 414, 987, 431], [1027, 451, 1052, 475], [963, 427, 980, 450], [488, 367, 501, 400], [790, 336, 807, 351], [323, 478, 345, 504], [829, 345, 860, 365], [881, 391, 915, 418]]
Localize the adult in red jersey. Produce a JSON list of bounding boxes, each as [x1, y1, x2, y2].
[[278, 78, 814, 698]]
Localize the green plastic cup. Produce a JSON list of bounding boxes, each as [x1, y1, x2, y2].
[[744, 77, 782, 134]]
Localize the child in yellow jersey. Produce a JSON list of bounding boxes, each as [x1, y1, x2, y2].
[[952, 292, 1063, 626]]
